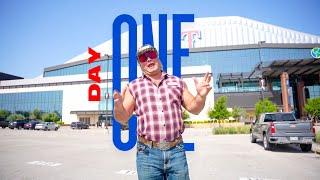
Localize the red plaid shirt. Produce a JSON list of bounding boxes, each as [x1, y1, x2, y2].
[[128, 72, 185, 142]]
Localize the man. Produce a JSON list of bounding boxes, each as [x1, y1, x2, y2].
[[113, 44, 212, 180]]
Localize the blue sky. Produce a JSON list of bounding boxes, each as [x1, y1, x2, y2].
[[0, 0, 319, 78]]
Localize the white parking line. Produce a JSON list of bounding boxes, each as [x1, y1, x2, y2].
[[239, 177, 280, 180], [115, 170, 137, 176], [27, 161, 62, 167]]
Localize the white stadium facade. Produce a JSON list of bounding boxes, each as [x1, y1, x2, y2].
[[1, 16, 320, 125]]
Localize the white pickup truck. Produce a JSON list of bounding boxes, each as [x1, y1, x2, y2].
[[250, 112, 315, 151]]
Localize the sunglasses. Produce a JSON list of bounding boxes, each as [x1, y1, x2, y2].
[[138, 50, 158, 63]]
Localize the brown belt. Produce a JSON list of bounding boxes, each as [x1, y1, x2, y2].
[[138, 136, 183, 150]]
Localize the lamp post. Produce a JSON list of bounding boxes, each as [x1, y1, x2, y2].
[[105, 54, 110, 130], [258, 41, 266, 100], [259, 76, 265, 100]]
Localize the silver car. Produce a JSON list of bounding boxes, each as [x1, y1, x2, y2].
[[35, 122, 59, 131]]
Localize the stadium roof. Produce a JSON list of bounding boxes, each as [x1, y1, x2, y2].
[[64, 16, 320, 64]]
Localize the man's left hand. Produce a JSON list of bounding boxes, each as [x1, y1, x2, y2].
[[193, 72, 212, 98]]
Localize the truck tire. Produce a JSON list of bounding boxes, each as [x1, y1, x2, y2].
[[300, 144, 312, 152], [250, 132, 257, 143], [263, 134, 274, 151]]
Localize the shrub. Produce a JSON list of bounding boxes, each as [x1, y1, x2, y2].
[[212, 125, 251, 135], [255, 98, 277, 118], [316, 132, 320, 144], [304, 97, 320, 123], [42, 112, 60, 122], [7, 114, 25, 121], [0, 109, 11, 119], [57, 121, 64, 126], [208, 96, 230, 120]]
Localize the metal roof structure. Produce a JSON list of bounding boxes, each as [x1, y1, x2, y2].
[[63, 16, 320, 64], [250, 58, 320, 79]]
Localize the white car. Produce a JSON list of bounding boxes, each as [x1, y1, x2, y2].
[[35, 122, 59, 131]]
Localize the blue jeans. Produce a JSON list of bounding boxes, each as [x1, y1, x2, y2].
[[136, 141, 190, 180]]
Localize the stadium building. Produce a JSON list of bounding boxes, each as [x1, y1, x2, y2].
[[1, 16, 320, 124]]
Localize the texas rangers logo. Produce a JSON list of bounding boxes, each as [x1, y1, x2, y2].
[[181, 30, 201, 48]]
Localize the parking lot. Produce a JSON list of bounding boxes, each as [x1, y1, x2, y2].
[[0, 127, 319, 180]]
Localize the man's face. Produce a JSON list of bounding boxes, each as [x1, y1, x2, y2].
[[138, 49, 162, 76]]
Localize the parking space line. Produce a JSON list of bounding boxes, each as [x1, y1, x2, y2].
[[239, 177, 281, 180], [27, 161, 62, 167], [115, 169, 137, 176]]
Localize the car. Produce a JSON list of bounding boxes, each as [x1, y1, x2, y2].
[[24, 120, 41, 130], [70, 121, 89, 129], [35, 122, 59, 131], [0, 118, 9, 129], [8, 120, 30, 129], [251, 112, 315, 152]]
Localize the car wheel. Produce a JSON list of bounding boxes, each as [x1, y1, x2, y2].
[[263, 134, 273, 151], [300, 144, 312, 152], [250, 132, 257, 143], [55, 127, 58, 131]]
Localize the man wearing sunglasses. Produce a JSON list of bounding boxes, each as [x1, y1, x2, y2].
[[113, 44, 212, 180]]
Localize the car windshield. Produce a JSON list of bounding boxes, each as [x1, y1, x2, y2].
[[264, 113, 295, 122]]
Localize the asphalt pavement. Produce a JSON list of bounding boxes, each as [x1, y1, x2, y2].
[[0, 127, 319, 180]]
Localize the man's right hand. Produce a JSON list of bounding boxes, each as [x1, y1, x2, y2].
[[113, 86, 127, 110], [113, 86, 134, 123]]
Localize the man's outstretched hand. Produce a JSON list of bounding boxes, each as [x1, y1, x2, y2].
[[113, 86, 127, 110], [193, 72, 212, 97]]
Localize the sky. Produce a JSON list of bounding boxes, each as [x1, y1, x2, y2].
[[0, 0, 319, 78]]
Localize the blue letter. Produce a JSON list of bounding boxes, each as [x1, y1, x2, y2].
[[172, 14, 194, 77], [159, 14, 167, 72], [173, 14, 195, 151], [112, 14, 137, 151], [143, 14, 154, 46]]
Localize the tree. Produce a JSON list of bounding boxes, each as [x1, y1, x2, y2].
[[304, 97, 320, 123], [15, 111, 29, 119], [232, 106, 246, 121], [0, 109, 11, 119], [255, 99, 277, 118], [208, 96, 230, 120], [182, 110, 190, 120], [30, 109, 42, 119], [42, 112, 61, 122], [7, 114, 25, 121]]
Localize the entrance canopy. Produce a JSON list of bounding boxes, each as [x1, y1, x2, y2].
[[250, 58, 320, 78]]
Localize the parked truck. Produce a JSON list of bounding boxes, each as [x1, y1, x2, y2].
[[250, 112, 315, 151]]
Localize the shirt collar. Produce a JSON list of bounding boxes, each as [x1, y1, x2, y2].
[[142, 71, 168, 81]]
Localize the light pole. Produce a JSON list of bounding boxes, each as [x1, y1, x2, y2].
[[258, 41, 266, 100], [258, 41, 265, 64], [105, 54, 110, 130], [259, 76, 265, 100]]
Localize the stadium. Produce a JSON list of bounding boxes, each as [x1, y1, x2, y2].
[[1, 16, 320, 125]]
